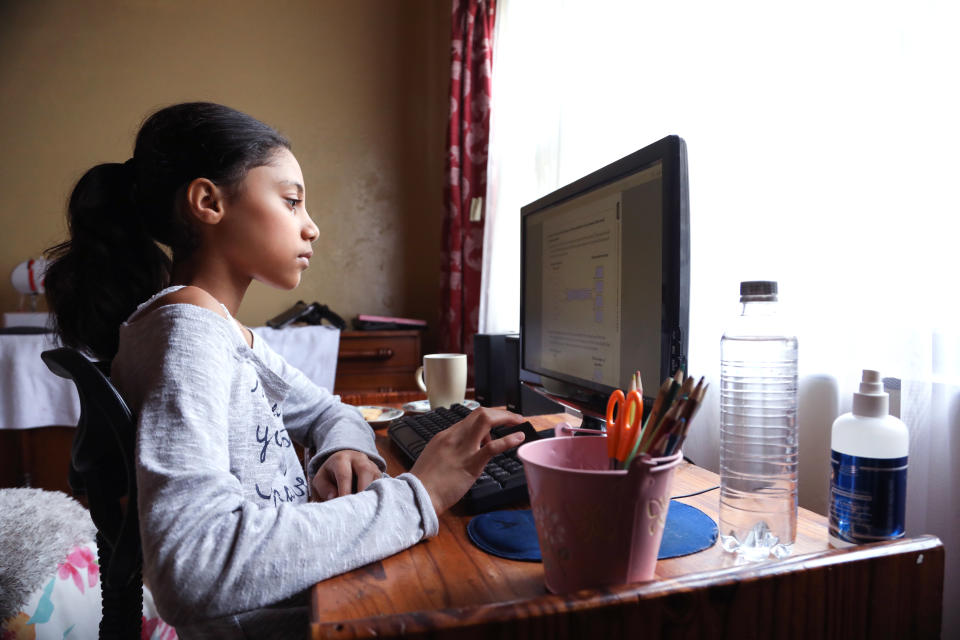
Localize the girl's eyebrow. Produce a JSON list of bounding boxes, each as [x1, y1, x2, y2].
[[279, 180, 304, 196]]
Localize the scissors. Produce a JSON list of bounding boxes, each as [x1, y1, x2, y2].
[[605, 389, 644, 468]]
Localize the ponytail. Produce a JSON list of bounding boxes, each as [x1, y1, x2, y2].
[[44, 161, 170, 361], [44, 102, 290, 361]]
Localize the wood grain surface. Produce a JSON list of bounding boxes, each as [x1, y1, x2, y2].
[[310, 412, 944, 639]]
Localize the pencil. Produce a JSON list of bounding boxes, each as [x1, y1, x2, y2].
[[643, 376, 682, 447], [669, 382, 708, 454], [625, 373, 639, 426], [621, 376, 670, 469], [640, 377, 672, 434], [652, 415, 683, 456], [627, 375, 680, 463], [679, 378, 705, 422], [680, 375, 695, 399], [647, 377, 671, 420], [679, 383, 708, 436]]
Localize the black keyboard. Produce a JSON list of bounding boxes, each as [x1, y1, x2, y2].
[[387, 404, 541, 513]]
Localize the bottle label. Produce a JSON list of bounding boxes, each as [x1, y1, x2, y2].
[[829, 451, 907, 544]]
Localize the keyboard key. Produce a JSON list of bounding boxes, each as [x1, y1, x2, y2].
[[388, 413, 545, 513], [502, 474, 527, 490], [470, 479, 501, 500], [390, 425, 428, 455]]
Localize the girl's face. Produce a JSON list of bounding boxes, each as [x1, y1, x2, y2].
[[214, 148, 319, 289]]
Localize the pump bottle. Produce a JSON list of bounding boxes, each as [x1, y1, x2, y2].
[[829, 369, 909, 547]]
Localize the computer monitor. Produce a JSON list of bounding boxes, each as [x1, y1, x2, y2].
[[519, 135, 689, 427]]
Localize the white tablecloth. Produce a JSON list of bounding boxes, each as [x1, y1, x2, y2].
[[250, 325, 340, 392], [0, 332, 76, 432], [0, 325, 340, 431]]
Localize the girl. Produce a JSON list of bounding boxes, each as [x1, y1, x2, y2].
[[43, 102, 525, 639]]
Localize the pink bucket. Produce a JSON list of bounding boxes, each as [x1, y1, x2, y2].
[[518, 436, 682, 593]]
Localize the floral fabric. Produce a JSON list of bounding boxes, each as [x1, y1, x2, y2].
[[0, 541, 176, 640], [440, 0, 497, 370]]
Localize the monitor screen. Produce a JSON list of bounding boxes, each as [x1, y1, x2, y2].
[[519, 135, 689, 423]]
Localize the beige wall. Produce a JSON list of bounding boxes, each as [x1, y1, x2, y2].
[[0, 0, 449, 348]]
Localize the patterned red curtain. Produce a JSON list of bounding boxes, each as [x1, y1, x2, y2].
[[439, 0, 496, 366]]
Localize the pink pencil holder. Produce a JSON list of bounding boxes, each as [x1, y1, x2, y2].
[[518, 436, 683, 593]]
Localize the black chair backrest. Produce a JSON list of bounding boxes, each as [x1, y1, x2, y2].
[[41, 347, 142, 638]]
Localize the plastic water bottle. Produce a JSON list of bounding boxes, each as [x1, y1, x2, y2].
[[719, 281, 798, 560]]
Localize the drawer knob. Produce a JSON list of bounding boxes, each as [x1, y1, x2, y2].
[[341, 348, 395, 361]]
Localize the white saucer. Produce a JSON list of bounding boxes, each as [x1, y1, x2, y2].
[[402, 399, 480, 414], [354, 405, 404, 428]]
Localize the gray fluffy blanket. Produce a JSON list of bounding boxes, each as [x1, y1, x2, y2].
[[0, 488, 96, 619]]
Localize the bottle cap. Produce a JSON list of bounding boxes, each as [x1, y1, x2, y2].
[[740, 280, 778, 302], [853, 369, 889, 417]]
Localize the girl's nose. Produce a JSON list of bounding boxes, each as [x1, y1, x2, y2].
[[303, 212, 319, 242]]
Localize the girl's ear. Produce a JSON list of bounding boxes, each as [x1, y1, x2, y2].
[[185, 177, 226, 225]]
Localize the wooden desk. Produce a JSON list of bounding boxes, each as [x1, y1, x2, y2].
[[310, 413, 944, 639]]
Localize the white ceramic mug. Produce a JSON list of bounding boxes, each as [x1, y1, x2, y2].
[[415, 354, 467, 409]]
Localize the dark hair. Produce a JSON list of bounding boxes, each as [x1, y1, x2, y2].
[[44, 102, 290, 361]]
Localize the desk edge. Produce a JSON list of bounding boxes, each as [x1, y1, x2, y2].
[[310, 534, 944, 639]]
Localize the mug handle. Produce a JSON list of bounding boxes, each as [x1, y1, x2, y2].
[[415, 365, 427, 392]]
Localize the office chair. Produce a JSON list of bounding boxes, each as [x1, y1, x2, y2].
[[41, 347, 142, 640]]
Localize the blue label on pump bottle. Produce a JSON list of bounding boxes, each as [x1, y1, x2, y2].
[[829, 451, 907, 544]]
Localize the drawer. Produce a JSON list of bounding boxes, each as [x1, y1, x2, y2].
[[335, 330, 422, 393], [337, 331, 420, 373], [335, 371, 419, 393]]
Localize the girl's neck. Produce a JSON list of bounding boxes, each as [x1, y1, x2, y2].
[[170, 260, 250, 317]]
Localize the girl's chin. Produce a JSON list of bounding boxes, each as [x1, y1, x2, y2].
[[256, 275, 302, 291]]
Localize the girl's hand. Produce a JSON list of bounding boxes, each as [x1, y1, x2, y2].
[[410, 408, 527, 515], [313, 450, 382, 501]]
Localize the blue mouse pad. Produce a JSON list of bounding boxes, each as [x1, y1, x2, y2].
[[467, 509, 542, 561], [467, 502, 718, 562], [657, 501, 719, 559]]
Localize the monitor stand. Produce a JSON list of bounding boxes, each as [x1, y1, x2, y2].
[[522, 381, 607, 432]]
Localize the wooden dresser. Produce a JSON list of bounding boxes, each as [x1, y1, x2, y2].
[[334, 330, 422, 394]]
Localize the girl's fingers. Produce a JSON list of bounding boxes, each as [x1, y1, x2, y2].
[[312, 473, 336, 501], [472, 431, 525, 468], [331, 457, 354, 497], [318, 452, 382, 498], [462, 408, 525, 443], [355, 462, 380, 492]]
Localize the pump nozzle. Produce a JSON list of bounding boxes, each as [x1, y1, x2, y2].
[[853, 369, 888, 417], [859, 369, 883, 393]]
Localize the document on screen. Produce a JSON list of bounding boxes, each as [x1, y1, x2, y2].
[[539, 191, 621, 387]]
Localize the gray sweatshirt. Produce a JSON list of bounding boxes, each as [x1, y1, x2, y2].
[[111, 299, 438, 638]]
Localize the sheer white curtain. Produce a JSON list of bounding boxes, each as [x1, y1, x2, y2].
[[481, 0, 960, 634]]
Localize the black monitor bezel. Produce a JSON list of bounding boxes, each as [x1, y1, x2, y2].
[[518, 134, 689, 416]]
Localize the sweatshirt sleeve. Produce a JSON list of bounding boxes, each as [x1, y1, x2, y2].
[[116, 308, 438, 627], [252, 336, 384, 478]]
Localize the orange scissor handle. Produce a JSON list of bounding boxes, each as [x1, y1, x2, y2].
[[616, 390, 644, 462], [605, 389, 625, 459]]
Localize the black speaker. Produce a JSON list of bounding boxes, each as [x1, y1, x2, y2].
[[474, 333, 508, 406], [506, 333, 562, 416], [504, 334, 520, 413]]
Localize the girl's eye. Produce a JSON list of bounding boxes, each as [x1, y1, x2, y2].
[[285, 198, 301, 212]]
